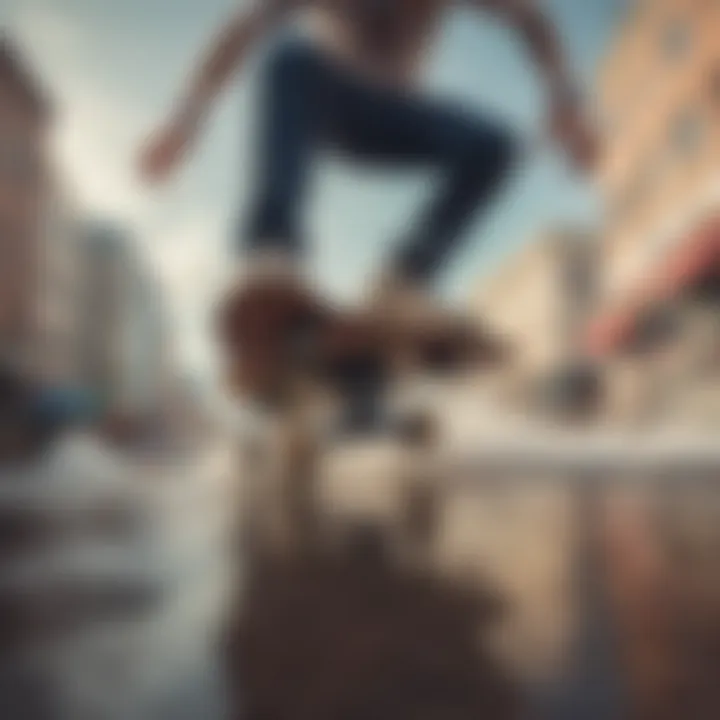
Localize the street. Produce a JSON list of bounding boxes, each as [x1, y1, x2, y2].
[[0, 435, 239, 720]]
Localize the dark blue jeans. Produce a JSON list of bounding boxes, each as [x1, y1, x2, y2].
[[245, 38, 518, 283]]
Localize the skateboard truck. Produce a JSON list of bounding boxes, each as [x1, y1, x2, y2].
[[219, 276, 510, 437]]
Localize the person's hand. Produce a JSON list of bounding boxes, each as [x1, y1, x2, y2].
[[138, 117, 196, 184], [549, 99, 599, 173]]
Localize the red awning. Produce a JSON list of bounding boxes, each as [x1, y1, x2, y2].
[[585, 218, 720, 357], [585, 305, 639, 357], [645, 222, 720, 297]]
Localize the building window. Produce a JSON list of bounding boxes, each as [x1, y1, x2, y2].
[[661, 21, 690, 61], [616, 156, 656, 224], [671, 111, 703, 157], [0, 139, 38, 186], [709, 66, 720, 104]]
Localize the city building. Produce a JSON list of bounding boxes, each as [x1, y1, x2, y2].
[[77, 222, 129, 410], [78, 221, 172, 423], [591, 0, 720, 346], [123, 262, 172, 418], [0, 36, 51, 369], [588, 0, 720, 426], [34, 174, 85, 384], [473, 227, 599, 420]]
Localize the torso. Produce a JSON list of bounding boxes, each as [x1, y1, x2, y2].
[[299, 0, 452, 86]]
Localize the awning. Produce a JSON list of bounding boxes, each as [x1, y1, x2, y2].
[[585, 309, 639, 357], [585, 217, 720, 357]]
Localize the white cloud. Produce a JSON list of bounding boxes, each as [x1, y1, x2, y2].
[[12, 3, 151, 218]]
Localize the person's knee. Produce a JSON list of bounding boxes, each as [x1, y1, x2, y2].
[[460, 123, 518, 184], [265, 39, 323, 88], [488, 125, 518, 173]]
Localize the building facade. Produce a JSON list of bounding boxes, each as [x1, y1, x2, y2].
[[78, 222, 171, 421], [590, 0, 720, 428], [34, 175, 85, 384], [0, 38, 51, 370], [473, 227, 599, 420], [122, 263, 170, 417], [598, 0, 720, 299]]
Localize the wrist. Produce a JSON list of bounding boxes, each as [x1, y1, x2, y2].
[[175, 96, 206, 134], [549, 77, 580, 112]]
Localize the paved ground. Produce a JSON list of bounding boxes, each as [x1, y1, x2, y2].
[[0, 436, 237, 720], [0, 431, 634, 719]]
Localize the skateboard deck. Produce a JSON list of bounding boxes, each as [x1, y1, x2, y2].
[[218, 280, 509, 420]]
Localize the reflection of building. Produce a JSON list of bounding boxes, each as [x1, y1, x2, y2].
[[589, 0, 720, 427], [0, 38, 51, 368], [474, 227, 599, 420], [79, 222, 171, 419]]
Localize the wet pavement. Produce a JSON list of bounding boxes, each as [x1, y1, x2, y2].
[[0, 435, 237, 720]]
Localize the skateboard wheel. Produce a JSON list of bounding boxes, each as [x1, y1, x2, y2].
[[283, 314, 326, 369], [394, 411, 437, 447]]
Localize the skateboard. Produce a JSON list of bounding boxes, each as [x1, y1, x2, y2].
[[217, 279, 509, 432]]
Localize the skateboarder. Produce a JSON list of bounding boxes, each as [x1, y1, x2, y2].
[[139, 0, 595, 394]]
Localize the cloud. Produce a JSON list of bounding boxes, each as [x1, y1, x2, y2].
[[11, 3, 152, 218]]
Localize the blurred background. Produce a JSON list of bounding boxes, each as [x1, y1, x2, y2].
[[0, 0, 719, 718]]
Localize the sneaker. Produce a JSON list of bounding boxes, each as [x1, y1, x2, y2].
[[217, 251, 322, 401], [367, 271, 453, 334], [231, 249, 306, 291]]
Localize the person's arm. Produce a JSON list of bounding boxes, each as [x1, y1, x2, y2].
[[471, 0, 596, 168], [175, 1, 298, 133], [140, 0, 302, 182]]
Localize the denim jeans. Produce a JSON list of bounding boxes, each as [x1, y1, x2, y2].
[[244, 37, 518, 283]]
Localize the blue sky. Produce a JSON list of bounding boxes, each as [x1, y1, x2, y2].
[[4, 0, 625, 375]]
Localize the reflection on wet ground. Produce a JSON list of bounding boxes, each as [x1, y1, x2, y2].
[[0, 434, 718, 719]]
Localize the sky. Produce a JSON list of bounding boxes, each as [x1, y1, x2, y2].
[[3, 0, 625, 381]]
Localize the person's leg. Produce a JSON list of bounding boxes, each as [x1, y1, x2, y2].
[[242, 39, 332, 259], [224, 40, 341, 401], [330, 85, 519, 284], [391, 108, 518, 284]]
